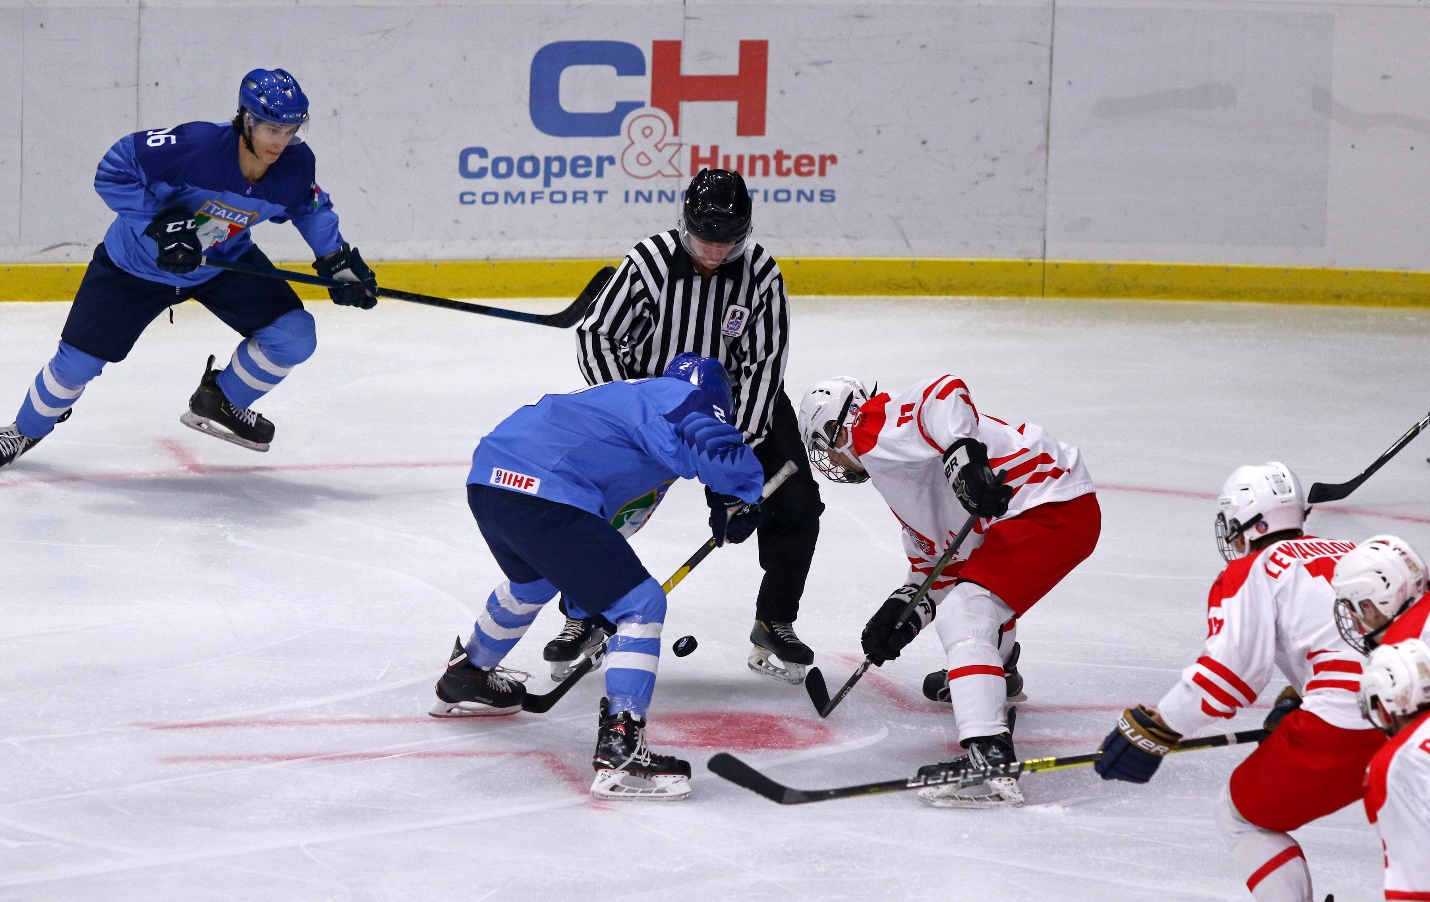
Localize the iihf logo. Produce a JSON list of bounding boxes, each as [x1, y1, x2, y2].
[[721, 305, 749, 337]]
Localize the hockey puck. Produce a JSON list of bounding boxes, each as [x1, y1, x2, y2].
[[673, 635, 698, 657]]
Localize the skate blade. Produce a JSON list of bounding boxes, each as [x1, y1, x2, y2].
[[1006, 690, 1029, 706], [590, 770, 691, 801], [917, 777, 1024, 809], [747, 647, 806, 685], [428, 698, 522, 718], [180, 411, 269, 452], [550, 644, 607, 682]]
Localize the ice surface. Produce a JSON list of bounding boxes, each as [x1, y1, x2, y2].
[[1, 296, 1426, 901]]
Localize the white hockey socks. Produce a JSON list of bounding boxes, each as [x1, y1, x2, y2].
[[1214, 786, 1313, 902], [934, 582, 1017, 742]]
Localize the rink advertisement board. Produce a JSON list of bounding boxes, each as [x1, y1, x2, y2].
[[3, 0, 1430, 273]]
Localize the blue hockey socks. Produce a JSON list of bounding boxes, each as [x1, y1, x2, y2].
[[466, 578, 559, 668], [215, 309, 316, 409], [15, 342, 105, 439], [600, 578, 666, 719]]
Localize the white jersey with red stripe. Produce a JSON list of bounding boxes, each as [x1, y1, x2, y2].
[[1156, 536, 1373, 736], [1364, 709, 1430, 899], [848, 374, 1095, 599]]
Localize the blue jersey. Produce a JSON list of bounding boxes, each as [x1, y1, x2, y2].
[[470, 378, 765, 535], [94, 121, 345, 287]]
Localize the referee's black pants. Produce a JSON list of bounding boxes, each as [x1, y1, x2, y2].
[[752, 392, 824, 623]]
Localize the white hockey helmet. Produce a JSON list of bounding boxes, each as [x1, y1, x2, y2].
[[797, 377, 870, 484], [1333, 535, 1430, 654], [1213, 462, 1308, 562], [1358, 638, 1430, 734]]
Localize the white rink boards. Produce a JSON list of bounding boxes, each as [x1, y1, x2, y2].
[[0, 296, 1426, 901]]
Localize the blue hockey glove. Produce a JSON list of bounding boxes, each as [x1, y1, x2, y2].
[[144, 206, 202, 274], [1095, 705, 1182, 783], [706, 487, 765, 546], [314, 243, 378, 309], [942, 438, 1011, 518], [861, 586, 936, 665]]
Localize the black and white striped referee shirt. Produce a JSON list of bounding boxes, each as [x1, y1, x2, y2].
[[577, 229, 790, 443]]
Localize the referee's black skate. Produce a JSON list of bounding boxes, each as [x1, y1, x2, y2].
[[748, 620, 813, 684], [922, 641, 1029, 706], [591, 697, 691, 801], [180, 355, 275, 452], [429, 638, 527, 717], [543, 616, 611, 681]]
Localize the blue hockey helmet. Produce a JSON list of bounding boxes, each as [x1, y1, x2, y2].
[[238, 69, 309, 143], [663, 353, 735, 420]]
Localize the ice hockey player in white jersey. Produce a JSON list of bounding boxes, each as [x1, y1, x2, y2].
[[1095, 463, 1384, 902], [1357, 638, 1430, 900], [1332, 534, 1430, 653], [797, 374, 1100, 808]]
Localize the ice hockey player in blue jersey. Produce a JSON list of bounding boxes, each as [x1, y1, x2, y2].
[[0, 68, 377, 467], [429, 354, 766, 801]]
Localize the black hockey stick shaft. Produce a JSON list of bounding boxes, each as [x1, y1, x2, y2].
[[708, 727, 1269, 805], [200, 255, 614, 329], [523, 462, 799, 714], [807, 495, 993, 719], [661, 461, 799, 594], [1307, 409, 1430, 503]]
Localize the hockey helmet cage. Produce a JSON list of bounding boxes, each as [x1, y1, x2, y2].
[[663, 352, 735, 422], [678, 169, 752, 265], [1333, 535, 1429, 654], [1214, 462, 1307, 562], [1358, 638, 1430, 734], [239, 68, 309, 143], [798, 377, 869, 484]]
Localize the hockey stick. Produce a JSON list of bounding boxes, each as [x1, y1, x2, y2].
[[708, 727, 1269, 805], [805, 490, 996, 718], [522, 462, 799, 713], [200, 255, 614, 329], [1306, 409, 1430, 504], [661, 461, 800, 594]]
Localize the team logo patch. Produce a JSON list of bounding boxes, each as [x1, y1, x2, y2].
[[491, 467, 541, 494], [721, 305, 749, 337], [194, 199, 258, 250], [610, 480, 675, 537]]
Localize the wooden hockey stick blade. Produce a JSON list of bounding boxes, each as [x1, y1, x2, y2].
[[520, 655, 595, 713], [709, 728, 1271, 805], [200, 256, 615, 329], [804, 667, 832, 711], [1307, 409, 1430, 503]]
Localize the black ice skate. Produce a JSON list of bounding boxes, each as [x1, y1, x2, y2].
[[922, 641, 1029, 707], [543, 616, 611, 681], [915, 732, 1023, 809], [591, 697, 691, 801], [0, 409, 69, 470], [179, 355, 275, 452], [748, 620, 813, 684], [428, 638, 528, 717]]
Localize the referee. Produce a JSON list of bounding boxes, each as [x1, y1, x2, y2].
[[549, 168, 824, 685]]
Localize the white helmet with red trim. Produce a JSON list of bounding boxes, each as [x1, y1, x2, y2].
[[1333, 535, 1429, 654], [797, 377, 869, 484], [1359, 638, 1430, 734], [1214, 462, 1308, 562]]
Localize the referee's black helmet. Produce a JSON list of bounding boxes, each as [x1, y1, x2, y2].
[[683, 169, 752, 244]]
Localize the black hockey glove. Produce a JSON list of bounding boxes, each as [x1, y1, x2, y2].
[[942, 438, 1011, 519], [861, 585, 936, 665], [1094, 705, 1182, 784], [1262, 685, 1302, 732], [144, 206, 202, 274], [314, 243, 378, 309], [707, 487, 765, 547]]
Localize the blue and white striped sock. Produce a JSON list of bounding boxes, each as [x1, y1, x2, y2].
[[15, 342, 105, 439], [605, 620, 663, 719], [466, 579, 558, 669], [216, 336, 295, 410]]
